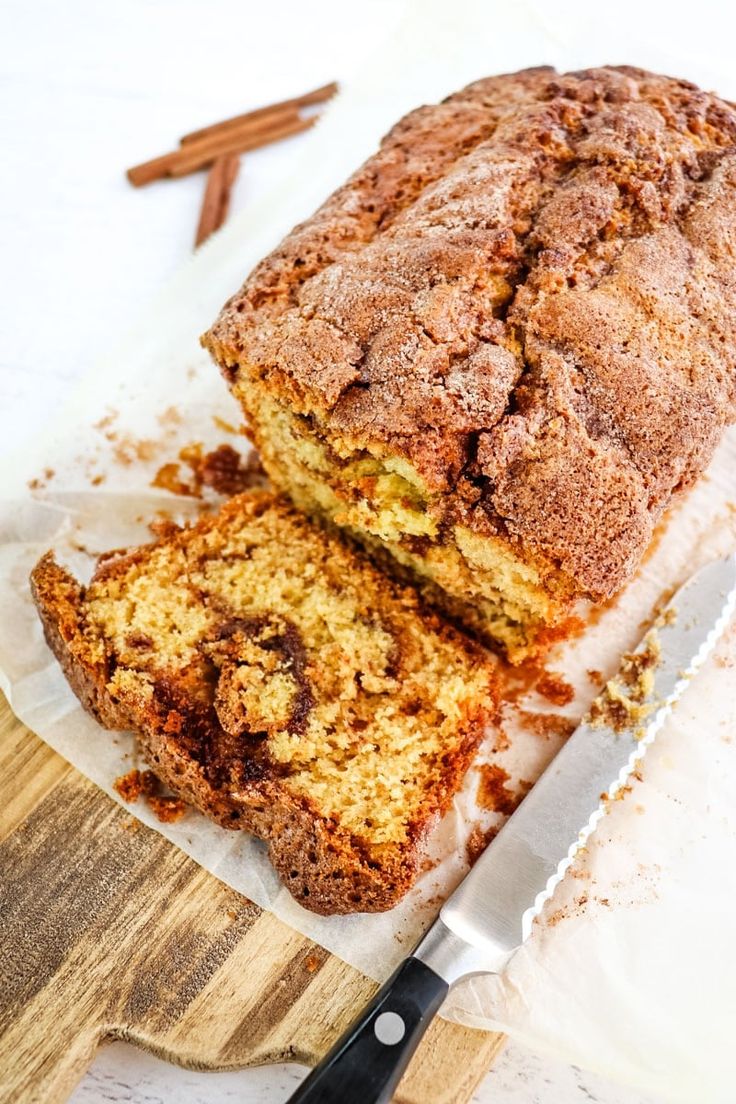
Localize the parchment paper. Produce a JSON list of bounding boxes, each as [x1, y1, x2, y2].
[[2, 2, 736, 1099]]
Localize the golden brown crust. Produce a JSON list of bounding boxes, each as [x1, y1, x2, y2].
[[31, 553, 131, 731], [204, 65, 736, 600], [30, 494, 496, 914]]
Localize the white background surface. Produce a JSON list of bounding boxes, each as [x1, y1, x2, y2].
[[3, 0, 725, 1100]]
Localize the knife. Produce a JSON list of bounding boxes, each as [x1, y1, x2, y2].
[[287, 554, 736, 1104]]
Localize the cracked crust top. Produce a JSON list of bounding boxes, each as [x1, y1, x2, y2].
[[205, 66, 736, 598]]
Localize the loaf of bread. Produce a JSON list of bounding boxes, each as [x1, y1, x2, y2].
[[204, 66, 736, 661], [31, 493, 496, 914]]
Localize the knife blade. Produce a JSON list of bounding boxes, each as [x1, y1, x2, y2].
[[287, 554, 736, 1104]]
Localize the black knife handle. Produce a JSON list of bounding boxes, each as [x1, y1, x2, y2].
[[286, 956, 449, 1104]]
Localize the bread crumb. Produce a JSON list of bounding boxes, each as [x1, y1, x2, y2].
[[28, 467, 55, 491], [200, 444, 266, 495], [304, 954, 321, 973], [600, 781, 633, 808], [517, 710, 576, 740], [466, 824, 500, 866], [535, 671, 574, 706], [151, 462, 192, 496], [146, 794, 187, 823], [589, 630, 661, 732], [476, 764, 519, 816], [114, 768, 187, 822], [545, 905, 569, 927], [113, 768, 158, 803], [148, 512, 183, 540], [151, 443, 265, 498], [497, 659, 547, 704]]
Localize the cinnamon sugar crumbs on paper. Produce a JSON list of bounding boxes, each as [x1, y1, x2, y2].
[[28, 467, 55, 491], [490, 723, 510, 754], [466, 824, 500, 866], [545, 905, 568, 928], [517, 710, 576, 741], [587, 669, 604, 686], [419, 853, 441, 876], [476, 764, 519, 817], [151, 462, 192, 496], [496, 659, 547, 704], [93, 410, 118, 434], [93, 409, 159, 466], [151, 442, 265, 498], [498, 658, 575, 708], [544, 614, 586, 644], [546, 893, 593, 929], [114, 435, 159, 466], [535, 671, 575, 706], [89, 405, 190, 483], [212, 414, 238, 434], [157, 405, 183, 428]]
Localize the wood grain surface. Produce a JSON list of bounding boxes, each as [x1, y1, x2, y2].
[[0, 697, 504, 1104]]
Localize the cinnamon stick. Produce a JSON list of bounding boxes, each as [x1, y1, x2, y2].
[[127, 112, 315, 187], [194, 153, 240, 247], [180, 80, 338, 145], [170, 114, 316, 178]]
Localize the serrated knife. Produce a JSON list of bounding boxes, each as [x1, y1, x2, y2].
[[287, 554, 736, 1104]]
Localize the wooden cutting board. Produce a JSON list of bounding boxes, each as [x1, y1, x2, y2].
[[0, 696, 505, 1104]]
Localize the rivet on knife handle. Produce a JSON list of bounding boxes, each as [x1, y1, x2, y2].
[[286, 957, 448, 1104]]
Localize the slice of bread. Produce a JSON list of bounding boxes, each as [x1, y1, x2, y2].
[[31, 493, 497, 914]]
